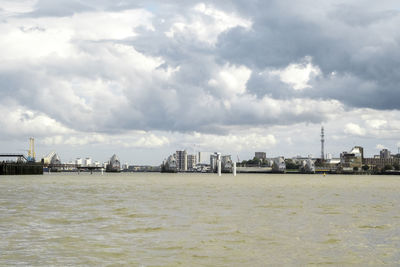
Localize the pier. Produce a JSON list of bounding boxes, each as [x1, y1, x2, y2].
[[0, 154, 43, 175], [0, 162, 43, 175]]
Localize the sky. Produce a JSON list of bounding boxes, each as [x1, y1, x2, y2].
[[1, 0, 400, 165]]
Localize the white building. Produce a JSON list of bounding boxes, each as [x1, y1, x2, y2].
[[84, 157, 92, 167], [198, 152, 211, 164], [210, 152, 221, 172], [76, 158, 83, 166], [272, 157, 286, 173]]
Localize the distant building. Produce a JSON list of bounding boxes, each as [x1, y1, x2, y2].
[[210, 152, 221, 173], [76, 158, 83, 166], [364, 157, 400, 170], [176, 150, 187, 171], [161, 154, 178, 173], [380, 149, 391, 159], [255, 152, 266, 160], [198, 152, 211, 164], [339, 146, 363, 172], [301, 158, 315, 173], [221, 155, 233, 173], [187, 154, 197, 170], [272, 157, 286, 173], [354, 146, 364, 159], [42, 151, 61, 165], [84, 157, 92, 167], [106, 154, 120, 172]]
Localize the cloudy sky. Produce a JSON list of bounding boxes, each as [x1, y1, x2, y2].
[[1, 0, 400, 164]]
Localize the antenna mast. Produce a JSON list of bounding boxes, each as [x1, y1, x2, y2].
[[321, 126, 325, 161]]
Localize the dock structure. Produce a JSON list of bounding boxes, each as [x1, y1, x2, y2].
[[0, 154, 43, 175], [0, 162, 43, 175]]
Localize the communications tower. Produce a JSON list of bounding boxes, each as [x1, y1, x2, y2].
[[320, 126, 325, 161]]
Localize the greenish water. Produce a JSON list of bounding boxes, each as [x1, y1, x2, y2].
[[1, 173, 399, 266]]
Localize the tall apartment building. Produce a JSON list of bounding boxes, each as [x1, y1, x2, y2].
[[187, 154, 197, 170], [176, 150, 188, 171]]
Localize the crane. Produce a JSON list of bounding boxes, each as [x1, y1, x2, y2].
[[27, 137, 36, 162]]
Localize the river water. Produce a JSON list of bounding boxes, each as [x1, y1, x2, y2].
[[1, 173, 399, 266]]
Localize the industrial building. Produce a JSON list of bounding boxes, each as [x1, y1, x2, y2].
[[338, 146, 363, 172]]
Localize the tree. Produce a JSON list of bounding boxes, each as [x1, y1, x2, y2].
[[285, 159, 300, 170], [362, 165, 369, 171], [353, 166, 359, 172]]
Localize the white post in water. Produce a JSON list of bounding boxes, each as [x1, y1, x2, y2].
[[101, 168, 104, 175], [218, 160, 222, 176], [233, 162, 237, 176]]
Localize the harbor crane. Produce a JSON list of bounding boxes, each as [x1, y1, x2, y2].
[[27, 137, 36, 162]]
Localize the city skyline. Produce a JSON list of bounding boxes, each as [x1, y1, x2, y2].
[[1, 1, 400, 165]]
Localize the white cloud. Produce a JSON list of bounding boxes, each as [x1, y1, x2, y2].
[[165, 3, 252, 45], [376, 144, 386, 150], [0, 0, 37, 16], [176, 131, 276, 152], [127, 134, 170, 148], [365, 119, 387, 129], [344, 123, 366, 136], [270, 56, 321, 90], [0, 9, 153, 61], [41, 131, 170, 149], [0, 105, 73, 137], [208, 64, 251, 97]]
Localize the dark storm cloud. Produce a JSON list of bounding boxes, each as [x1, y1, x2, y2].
[[214, 0, 400, 109]]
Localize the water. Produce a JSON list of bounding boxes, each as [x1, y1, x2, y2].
[[1, 173, 400, 266]]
